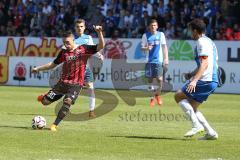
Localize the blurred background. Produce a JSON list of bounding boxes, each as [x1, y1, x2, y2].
[[0, 0, 240, 40]]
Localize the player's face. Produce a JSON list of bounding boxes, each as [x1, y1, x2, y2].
[[149, 22, 158, 33], [75, 22, 85, 36], [63, 36, 74, 50]]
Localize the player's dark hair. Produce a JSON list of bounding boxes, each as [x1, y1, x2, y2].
[[148, 19, 158, 26], [75, 19, 86, 25], [62, 30, 73, 38], [188, 19, 206, 34]]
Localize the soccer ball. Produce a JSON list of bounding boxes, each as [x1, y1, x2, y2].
[[32, 116, 46, 129]]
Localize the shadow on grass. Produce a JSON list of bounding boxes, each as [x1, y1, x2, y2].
[[109, 135, 192, 141], [0, 125, 49, 131]]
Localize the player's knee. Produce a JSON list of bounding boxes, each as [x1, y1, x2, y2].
[[63, 98, 72, 105], [41, 98, 51, 106], [174, 90, 182, 103], [157, 76, 163, 82], [87, 82, 94, 89], [148, 78, 153, 83]]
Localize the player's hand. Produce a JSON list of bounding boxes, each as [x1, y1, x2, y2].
[[31, 67, 39, 73], [184, 73, 192, 80], [148, 45, 153, 50], [163, 64, 168, 73], [93, 25, 103, 32], [95, 52, 104, 61], [164, 59, 169, 66], [186, 80, 197, 93]]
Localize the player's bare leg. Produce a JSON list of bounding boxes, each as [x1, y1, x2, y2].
[[154, 76, 163, 105], [51, 98, 72, 131], [37, 94, 52, 106], [147, 78, 155, 107]]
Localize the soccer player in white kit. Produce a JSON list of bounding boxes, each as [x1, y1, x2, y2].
[[175, 19, 219, 140], [74, 19, 103, 118]]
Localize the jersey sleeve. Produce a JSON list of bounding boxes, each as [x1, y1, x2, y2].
[[141, 33, 148, 48], [83, 44, 98, 55], [197, 38, 210, 57], [88, 35, 94, 45], [53, 50, 64, 64], [160, 32, 166, 45]]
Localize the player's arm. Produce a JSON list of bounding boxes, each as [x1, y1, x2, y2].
[[161, 33, 169, 65], [32, 62, 57, 73], [141, 33, 152, 52], [186, 57, 208, 93], [192, 57, 208, 81], [187, 39, 209, 93], [93, 25, 105, 51], [94, 50, 104, 61], [162, 44, 169, 64], [184, 68, 198, 80], [32, 51, 64, 73]]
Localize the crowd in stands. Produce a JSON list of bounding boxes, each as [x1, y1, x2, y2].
[[0, 0, 240, 40]]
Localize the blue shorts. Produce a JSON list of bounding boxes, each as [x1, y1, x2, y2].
[[84, 66, 94, 83], [182, 80, 218, 103], [145, 63, 163, 78]]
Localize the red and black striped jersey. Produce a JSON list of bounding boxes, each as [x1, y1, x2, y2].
[[53, 44, 97, 86]]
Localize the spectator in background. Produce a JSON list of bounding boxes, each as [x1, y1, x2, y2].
[[0, 0, 239, 40], [104, 9, 117, 37], [104, 29, 127, 59], [141, 0, 152, 17], [123, 9, 134, 37], [164, 22, 174, 39], [63, 6, 73, 30], [233, 23, 240, 40], [118, 8, 125, 29], [183, 2, 191, 17], [132, 0, 142, 17], [42, 1, 52, 16], [157, 0, 166, 17], [139, 10, 150, 35], [76, 0, 89, 18]]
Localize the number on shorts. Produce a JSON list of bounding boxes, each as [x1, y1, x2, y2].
[[47, 91, 56, 99]]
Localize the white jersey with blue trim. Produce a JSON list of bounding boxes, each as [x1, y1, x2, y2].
[[74, 34, 94, 45], [141, 31, 166, 64], [195, 35, 218, 82]]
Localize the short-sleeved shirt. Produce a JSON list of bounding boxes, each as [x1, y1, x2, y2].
[[53, 45, 97, 86], [74, 34, 94, 45], [195, 35, 218, 82], [141, 31, 166, 64]]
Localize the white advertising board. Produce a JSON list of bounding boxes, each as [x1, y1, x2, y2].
[[5, 57, 240, 94], [7, 57, 54, 86], [0, 37, 240, 62]]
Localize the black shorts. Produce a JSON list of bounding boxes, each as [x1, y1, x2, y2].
[[145, 63, 163, 78], [44, 81, 82, 104]]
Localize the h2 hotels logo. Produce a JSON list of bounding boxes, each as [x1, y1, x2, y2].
[[0, 56, 9, 84]]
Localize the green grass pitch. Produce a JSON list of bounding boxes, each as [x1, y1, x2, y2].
[[0, 86, 239, 160]]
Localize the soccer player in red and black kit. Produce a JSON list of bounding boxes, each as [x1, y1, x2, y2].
[[32, 26, 104, 131]]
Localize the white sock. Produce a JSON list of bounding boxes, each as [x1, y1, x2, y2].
[[147, 85, 154, 99], [178, 99, 202, 129], [88, 88, 95, 111], [196, 111, 216, 135]]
